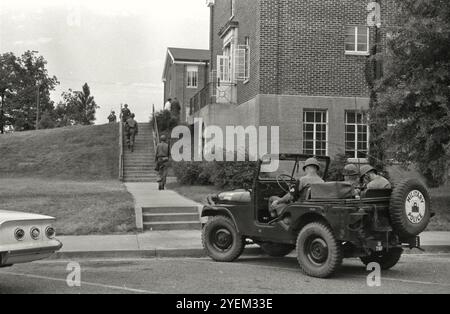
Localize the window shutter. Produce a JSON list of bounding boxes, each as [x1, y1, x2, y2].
[[235, 46, 247, 81]]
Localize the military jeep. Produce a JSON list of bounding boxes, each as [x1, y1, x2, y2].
[[201, 154, 433, 278]]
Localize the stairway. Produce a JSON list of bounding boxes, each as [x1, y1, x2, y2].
[[142, 206, 202, 231], [122, 123, 158, 183]]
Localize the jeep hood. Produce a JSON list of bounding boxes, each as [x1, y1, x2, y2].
[[217, 190, 251, 204]]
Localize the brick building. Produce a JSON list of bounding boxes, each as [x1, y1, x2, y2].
[[188, 0, 397, 160], [162, 47, 210, 121]]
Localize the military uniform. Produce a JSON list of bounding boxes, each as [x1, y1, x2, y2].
[[367, 176, 391, 189], [269, 158, 324, 217], [121, 107, 131, 123], [108, 112, 117, 123], [155, 138, 170, 190], [125, 117, 138, 152]]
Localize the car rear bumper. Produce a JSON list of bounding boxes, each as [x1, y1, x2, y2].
[[0, 240, 63, 266]]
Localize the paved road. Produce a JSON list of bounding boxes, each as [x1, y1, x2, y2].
[[0, 254, 449, 294]]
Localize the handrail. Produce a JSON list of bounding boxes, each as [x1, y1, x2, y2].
[[152, 104, 160, 151], [119, 105, 124, 181]]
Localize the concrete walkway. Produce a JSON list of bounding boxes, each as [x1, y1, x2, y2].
[[52, 231, 450, 260], [124, 182, 204, 230]]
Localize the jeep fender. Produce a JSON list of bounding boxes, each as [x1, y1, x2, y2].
[[201, 206, 240, 233]]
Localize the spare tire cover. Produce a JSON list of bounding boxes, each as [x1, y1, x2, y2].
[[389, 179, 431, 238]]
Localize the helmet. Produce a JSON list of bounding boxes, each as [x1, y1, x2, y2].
[[343, 164, 359, 176], [303, 158, 321, 171], [360, 165, 377, 178], [131, 113, 135, 118], [160, 135, 167, 142]]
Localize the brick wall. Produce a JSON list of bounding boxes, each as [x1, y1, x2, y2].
[[259, 0, 398, 98]]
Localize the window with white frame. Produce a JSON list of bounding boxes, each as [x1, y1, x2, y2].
[[345, 111, 369, 159], [244, 37, 250, 81], [303, 110, 328, 156], [187, 66, 198, 88], [345, 26, 369, 54]]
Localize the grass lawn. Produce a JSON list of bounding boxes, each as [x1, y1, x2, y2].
[[166, 183, 222, 204], [0, 178, 135, 236], [168, 183, 450, 231]]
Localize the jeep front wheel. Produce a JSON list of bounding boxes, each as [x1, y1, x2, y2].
[[202, 216, 245, 262], [260, 243, 295, 257], [296, 222, 343, 278], [360, 248, 403, 270]]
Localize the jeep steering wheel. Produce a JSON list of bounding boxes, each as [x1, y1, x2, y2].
[[277, 174, 296, 193]]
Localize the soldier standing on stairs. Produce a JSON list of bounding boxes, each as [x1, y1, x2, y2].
[[155, 135, 170, 190], [126, 113, 139, 152]]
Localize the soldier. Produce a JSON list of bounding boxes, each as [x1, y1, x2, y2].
[[121, 104, 131, 123], [360, 165, 392, 189], [343, 164, 361, 198], [125, 113, 138, 152], [343, 164, 360, 186], [107, 111, 117, 123], [269, 158, 324, 218], [155, 135, 170, 190]]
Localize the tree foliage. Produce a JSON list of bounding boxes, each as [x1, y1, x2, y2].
[[0, 51, 59, 131], [373, 0, 450, 186], [58, 83, 99, 126]]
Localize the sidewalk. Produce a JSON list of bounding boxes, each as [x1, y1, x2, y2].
[[124, 182, 204, 230], [52, 231, 450, 260]]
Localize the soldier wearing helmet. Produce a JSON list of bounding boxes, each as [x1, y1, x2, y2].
[[269, 157, 324, 218], [155, 135, 170, 190], [125, 113, 138, 152], [343, 164, 360, 186], [360, 165, 391, 190]]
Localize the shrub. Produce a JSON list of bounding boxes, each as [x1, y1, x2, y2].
[[151, 109, 178, 133], [173, 160, 258, 190], [327, 153, 348, 181]]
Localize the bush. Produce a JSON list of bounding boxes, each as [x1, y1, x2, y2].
[[173, 160, 258, 190], [151, 109, 178, 133]]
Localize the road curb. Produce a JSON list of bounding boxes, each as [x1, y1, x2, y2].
[[48, 245, 450, 260], [49, 247, 264, 260]]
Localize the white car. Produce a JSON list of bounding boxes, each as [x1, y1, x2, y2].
[[0, 211, 62, 267]]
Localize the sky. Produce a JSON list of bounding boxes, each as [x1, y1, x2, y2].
[[0, 0, 210, 123]]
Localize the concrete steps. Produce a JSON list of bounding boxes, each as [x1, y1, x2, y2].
[[142, 206, 201, 231], [122, 123, 157, 183]]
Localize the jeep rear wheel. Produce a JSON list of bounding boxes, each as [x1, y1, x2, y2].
[[260, 243, 295, 257], [390, 179, 431, 238], [296, 222, 343, 278], [360, 248, 403, 270], [202, 216, 245, 262]]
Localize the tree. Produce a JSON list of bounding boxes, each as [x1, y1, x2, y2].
[[373, 0, 450, 186], [0, 51, 59, 132], [59, 83, 99, 126], [0, 53, 19, 133]]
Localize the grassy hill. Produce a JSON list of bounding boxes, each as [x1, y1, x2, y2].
[[0, 123, 135, 235], [0, 123, 119, 180]]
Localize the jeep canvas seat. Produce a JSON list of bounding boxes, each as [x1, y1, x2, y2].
[[309, 182, 354, 199]]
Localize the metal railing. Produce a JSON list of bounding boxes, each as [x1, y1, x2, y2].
[[118, 106, 124, 181], [152, 104, 160, 151], [190, 82, 216, 115]]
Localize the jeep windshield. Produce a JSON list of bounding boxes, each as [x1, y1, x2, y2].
[[259, 156, 328, 180]]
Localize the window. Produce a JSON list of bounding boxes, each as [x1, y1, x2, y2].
[[303, 110, 328, 156], [187, 66, 198, 88], [345, 26, 369, 54], [345, 111, 369, 159], [244, 37, 250, 81]]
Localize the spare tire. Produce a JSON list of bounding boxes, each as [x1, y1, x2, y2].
[[390, 179, 431, 238]]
